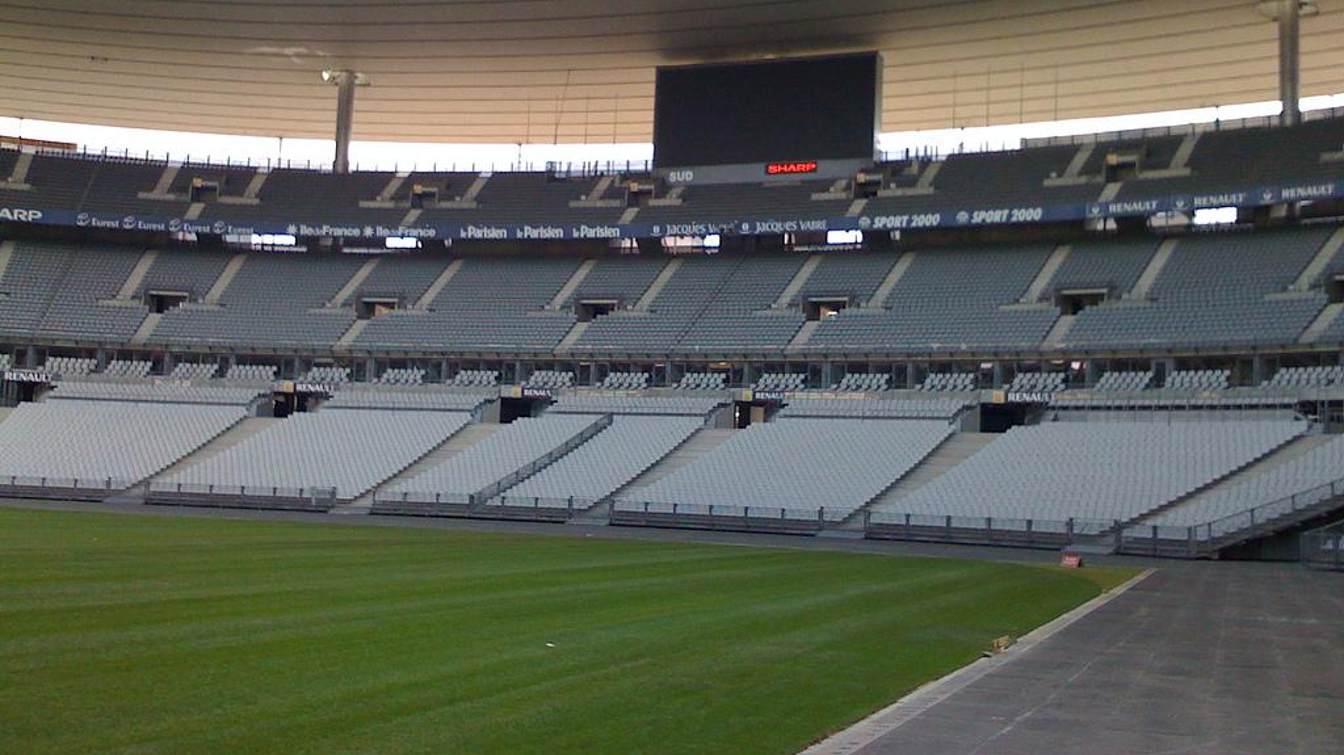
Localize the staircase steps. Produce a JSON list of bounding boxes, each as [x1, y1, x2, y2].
[[204, 253, 248, 304], [633, 257, 683, 311], [614, 428, 736, 494], [1128, 238, 1177, 299], [340, 422, 505, 514], [548, 258, 597, 309], [414, 258, 463, 309], [868, 252, 916, 307]]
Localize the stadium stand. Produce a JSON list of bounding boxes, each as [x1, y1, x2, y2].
[[168, 362, 219, 380], [102, 360, 152, 378], [50, 380, 261, 405], [802, 244, 1059, 353], [377, 414, 604, 511], [614, 418, 953, 522], [547, 395, 724, 416], [753, 372, 806, 392], [374, 367, 425, 385], [43, 356, 97, 377], [1265, 365, 1344, 388], [775, 397, 968, 419], [918, 372, 977, 391], [321, 388, 489, 412], [835, 372, 891, 392], [524, 370, 575, 389], [676, 372, 727, 391], [354, 255, 580, 352], [1141, 435, 1344, 536], [1165, 369, 1232, 390], [598, 371, 650, 390], [225, 364, 277, 382], [1093, 370, 1154, 391], [0, 400, 243, 495], [1064, 228, 1334, 349], [492, 415, 703, 511], [153, 409, 469, 504], [449, 369, 499, 387], [1007, 372, 1067, 393], [302, 365, 351, 384], [150, 252, 364, 348], [871, 420, 1306, 527]]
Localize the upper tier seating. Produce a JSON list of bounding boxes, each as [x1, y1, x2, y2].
[[617, 418, 953, 521], [1064, 228, 1333, 349], [0, 400, 243, 490], [575, 254, 806, 353], [873, 420, 1306, 525], [5, 116, 1340, 232], [151, 252, 364, 348], [803, 244, 1058, 353], [157, 409, 469, 499], [354, 256, 580, 351], [0, 242, 148, 344]]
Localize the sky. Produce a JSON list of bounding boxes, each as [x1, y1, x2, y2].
[[1, 93, 1342, 173]]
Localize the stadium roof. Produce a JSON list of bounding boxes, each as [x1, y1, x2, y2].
[[0, 0, 1340, 144]]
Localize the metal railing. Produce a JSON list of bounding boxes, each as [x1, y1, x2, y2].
[[146, 481, 338, 508], [1301, 520, 1344, 570], [0, 475, 131, 493], [1121, 478, 1344, 556]]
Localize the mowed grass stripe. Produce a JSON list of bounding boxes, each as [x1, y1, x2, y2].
[[0, 507, 1130, 754]]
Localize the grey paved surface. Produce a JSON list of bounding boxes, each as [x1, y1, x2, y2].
[[856, 563, 1344, 755]]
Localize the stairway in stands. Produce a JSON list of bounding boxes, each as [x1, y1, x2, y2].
[[338, 422, 504, 515], [854, 432, 997, 522], [574, 427, 737, 524], [1129, 434, 1334, 528], [117, 416, 282, 503]]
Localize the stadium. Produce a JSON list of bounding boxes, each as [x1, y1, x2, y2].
[[1, 0, 1342, 752]]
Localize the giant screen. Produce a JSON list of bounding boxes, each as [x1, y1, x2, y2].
[[652, 52, 881, 169]]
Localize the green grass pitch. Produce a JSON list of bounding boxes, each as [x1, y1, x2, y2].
[[0, 507, 1131, 754]]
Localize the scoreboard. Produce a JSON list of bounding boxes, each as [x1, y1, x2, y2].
[[652, 52, 881, 170]]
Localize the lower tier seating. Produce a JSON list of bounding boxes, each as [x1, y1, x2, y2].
[[0, 400, 243, 491], [615, 418, 953, 521]]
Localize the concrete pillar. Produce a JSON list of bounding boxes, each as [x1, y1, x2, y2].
[[333, 73, 356, 174], [1278, 0, 1302, 126]]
